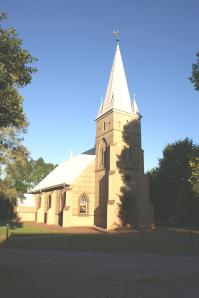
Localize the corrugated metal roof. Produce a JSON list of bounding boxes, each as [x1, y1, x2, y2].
[[30, 152, 96, 193]]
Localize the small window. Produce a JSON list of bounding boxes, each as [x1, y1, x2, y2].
[[99, 139, 108, 169], [103, 122, 106, 131], [101, 148, 108, 167], [79, 195, 88, 214], [125, 174, 131, 182], [38, 196, 41, 208], [101, 148, 104, 166], [63, 191, 66, 207], [129, 147, 133, 164], [48, 195, 52, 209], [59, 191, 66, 212]]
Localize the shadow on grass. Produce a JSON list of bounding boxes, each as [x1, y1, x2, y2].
[[1, 229, 199, 255], [0, 220, 23, 229], [0, 221, 23, 246]]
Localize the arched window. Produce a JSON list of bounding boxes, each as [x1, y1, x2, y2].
[[98, 138, 109, 169], [59, 191, 66, 212], [79, 194, 88, 215]]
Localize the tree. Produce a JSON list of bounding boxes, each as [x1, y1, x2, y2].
[[0, 126, 29, 191], [148, 138, 199, 226], [4, 156, 57, 194], [0, 12, 37, 128], [0, 12, 37, 221], [190, 51, 199, 91], [29, 157, 57, 189], [189, 157, 199, 195], [1, 154, 56, 221], [4, 146, 32, 193], [0, 126, 30, 220]]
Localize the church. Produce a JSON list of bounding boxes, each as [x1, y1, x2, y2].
[[16, 37, 154, 230]]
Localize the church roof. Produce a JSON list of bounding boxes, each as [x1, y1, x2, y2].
[[30, 152, 96, 193], [97, 43, 133, 118]]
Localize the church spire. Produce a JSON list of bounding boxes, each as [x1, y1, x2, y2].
[[97, 33, 133, 119], [132, 94, 140, 116]]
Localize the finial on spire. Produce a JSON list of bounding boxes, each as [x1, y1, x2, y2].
[[68, 150, 73, 160], [113, 29, 120, 44]]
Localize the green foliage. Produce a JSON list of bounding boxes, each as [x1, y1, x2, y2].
[[0, 126, 29, 195], [4, 156, 57, 193], [0, 154, 56, 220], [0, 12, 37, 128], [0, 195, 14, 221], [29, 157, 56, 188], [5, 150, 32, 193], [0, 12, 38, 220], [189, 157, 199, 194], [118, 190, 133, 227], [190, 51, 199, 91], [148, 138, 199, 226], [0, 126, 30, 219]]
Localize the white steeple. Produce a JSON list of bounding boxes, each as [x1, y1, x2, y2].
[[97, 42, 133, 118]]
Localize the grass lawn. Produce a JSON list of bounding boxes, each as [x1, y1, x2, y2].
[[0, 222, 61, 244], [1, 222, 199, 254]]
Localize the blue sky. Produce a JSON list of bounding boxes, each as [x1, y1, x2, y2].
[[1, 0, 199, 171]]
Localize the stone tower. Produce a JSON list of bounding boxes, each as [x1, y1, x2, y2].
[[94, 42, 153, 229]]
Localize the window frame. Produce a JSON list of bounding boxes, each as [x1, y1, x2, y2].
[[79, 194, 88, 216], [98, 138, 109, 169]]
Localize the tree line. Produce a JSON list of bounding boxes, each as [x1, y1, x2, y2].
[[148, 138, 199, 227]]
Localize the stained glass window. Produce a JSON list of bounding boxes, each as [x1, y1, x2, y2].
[[79, 195, 88, 214]]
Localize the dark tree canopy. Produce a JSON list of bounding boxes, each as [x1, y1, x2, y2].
[[0, 12, 37, 128], [190, 51, 199, 91], [148, 138, 199, 226]]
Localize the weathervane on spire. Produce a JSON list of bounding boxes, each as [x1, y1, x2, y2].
[[113, 29, 120, 44]]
